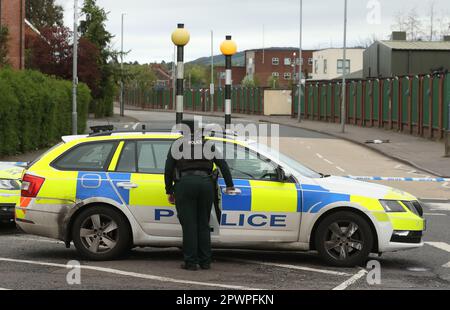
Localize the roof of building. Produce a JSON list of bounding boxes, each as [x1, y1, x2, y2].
[[246, 47, 316, 53], [379, 40, 450, 51], [150, 63, 171, 80]]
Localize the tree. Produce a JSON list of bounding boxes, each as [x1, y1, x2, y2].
[[392, 9, 424, 41], [26, 0, 64, 30], [26, 26, 101, 97], [267, 76, 280, 89], [184, 64, 208, 88], [79, 0, 117, 117], [0, 26, 9, 67], [124, 64, 157, 90], [241, 75, 259, 88]]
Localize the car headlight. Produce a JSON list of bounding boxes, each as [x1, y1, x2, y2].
[[0, 179, 21, 190], [379, 200, 407, 212]]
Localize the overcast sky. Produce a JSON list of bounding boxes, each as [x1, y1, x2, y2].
[[56, 0, 450, 63]]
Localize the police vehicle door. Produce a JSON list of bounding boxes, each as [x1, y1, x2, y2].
[[216, 142, 300, 242], [110, 139, 182, 237]]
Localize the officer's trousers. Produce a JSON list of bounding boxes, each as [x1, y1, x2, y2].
[[174, 175, 214, 265]]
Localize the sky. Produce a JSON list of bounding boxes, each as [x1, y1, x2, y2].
[[56, 0, 450, 63]]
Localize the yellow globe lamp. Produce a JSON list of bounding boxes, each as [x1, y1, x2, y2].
[[171, 24, 190, 46], [220, 35, 237, 56]]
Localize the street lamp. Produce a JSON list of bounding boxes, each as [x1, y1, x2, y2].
[[72, 0, 78, 135], [171, 24, 190, 124], [220, 35, 237, 129], [340, 0, 348, 133]]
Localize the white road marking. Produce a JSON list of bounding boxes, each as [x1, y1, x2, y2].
[[443, 262, 450, 268], [0, 257, 261, 290], [336, 166, 346, 173], [323, 159, 334, 165], [425, 242, 450, 253], [0, 288, 11, 290], [332, 269, 368, 290], [222, 258, 351, 276], [427, 204, 450, 212], [5, 236, 66, 244], [423, 213, 447, 216], [132, 122, 140, 130], [316, 153, 323, 159]]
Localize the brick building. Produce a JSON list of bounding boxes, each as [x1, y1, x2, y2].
[[0, 0, 25, 69], [216, 65, 246, 87], [245, 48, 315, 88]]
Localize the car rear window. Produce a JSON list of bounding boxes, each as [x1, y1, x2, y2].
[[52, 142, 117, 171]]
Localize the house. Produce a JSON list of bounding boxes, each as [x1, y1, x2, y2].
[[0, 0, 25, 69], [363, 31, 450, 78], [215, 65, 246, 87], [311, 48, 364, 80], [150, 63, 172, 88], [245, 48, 315, 88]]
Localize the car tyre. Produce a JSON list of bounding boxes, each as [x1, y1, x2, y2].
[[72, 206, 131, 261], [315, 211, 373, 267]]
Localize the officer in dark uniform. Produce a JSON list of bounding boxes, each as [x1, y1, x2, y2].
[[164, 120, 235, 271]]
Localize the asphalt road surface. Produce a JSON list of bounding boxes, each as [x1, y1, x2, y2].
[[0, 111, 449, 290]]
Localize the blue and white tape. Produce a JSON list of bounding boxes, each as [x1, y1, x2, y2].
[[344, 176, 450, 182]]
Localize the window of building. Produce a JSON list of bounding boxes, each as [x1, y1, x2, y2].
[[308, 58, 313, 65], [337, 59, 351, 74], [323, 59, 328, 74], [272, 57, 279, 65], [284, 58, 291, 66], [314, 60, 319, 74], [272, 72, 279, 77], [284, 72, 291, 80]]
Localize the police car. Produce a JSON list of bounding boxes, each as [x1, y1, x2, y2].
[[15, 129, 425, 267], [0, 162, 23, 224]]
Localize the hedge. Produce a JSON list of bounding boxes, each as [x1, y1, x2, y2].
[[0, 69, 91, 156]]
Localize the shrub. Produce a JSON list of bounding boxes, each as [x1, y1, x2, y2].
[[0, 69, 91, 156]]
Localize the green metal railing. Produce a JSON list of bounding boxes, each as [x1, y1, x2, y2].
[[292, 73, 449, 139], [124, 87, 264, 115]]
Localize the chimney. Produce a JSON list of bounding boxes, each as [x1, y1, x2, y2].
[[392, 31, 407, 41], [443, 35, 450, 42]]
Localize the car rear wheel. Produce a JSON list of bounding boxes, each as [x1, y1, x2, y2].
[[72, 206, 131, 261], [315, 211, 373, 267]]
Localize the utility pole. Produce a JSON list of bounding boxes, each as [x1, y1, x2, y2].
[[340, 0, 348, 133], [72, 0, 78, 135], [210, 30, 215, 112], [120, 13, 125, 117], [297, 0, 303, 122]]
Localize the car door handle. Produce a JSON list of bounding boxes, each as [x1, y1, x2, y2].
[[116, 182, 138, 189], [222, 188, 242, 195]]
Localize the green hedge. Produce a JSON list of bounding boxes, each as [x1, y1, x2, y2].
[[0, 69, 91, 156]]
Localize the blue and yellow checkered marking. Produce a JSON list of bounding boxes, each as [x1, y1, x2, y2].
[[218, 179, 252, 211]]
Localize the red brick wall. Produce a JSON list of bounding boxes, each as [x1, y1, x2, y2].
[[249, 49, 314, 88], [0, 0, 25, 69], [216, 66, 246, 86]]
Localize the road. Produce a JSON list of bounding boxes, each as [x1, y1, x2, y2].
[[0, 110, 449, 290]]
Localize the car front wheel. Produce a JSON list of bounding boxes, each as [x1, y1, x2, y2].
[[315, 211, 373, 267], [72, 206, 131, 261]]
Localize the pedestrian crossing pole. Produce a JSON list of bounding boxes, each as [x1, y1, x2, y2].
[[171, 24, 190, 124], [220, 35, 237, 129]]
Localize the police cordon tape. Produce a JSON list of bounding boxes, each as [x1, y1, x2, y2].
[[344, 176, 450, 182]]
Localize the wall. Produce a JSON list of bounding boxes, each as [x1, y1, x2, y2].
[[263, 90, 292, 116], [0, 0, 25, 69], [391, 50, 450, 76], [246, 49, 314, 88], [312, 48, 364, 80]]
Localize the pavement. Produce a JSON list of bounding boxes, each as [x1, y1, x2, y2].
[[0, 108, 449, 290]]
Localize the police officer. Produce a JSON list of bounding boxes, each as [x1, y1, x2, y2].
[[164, 120, 235, 271]]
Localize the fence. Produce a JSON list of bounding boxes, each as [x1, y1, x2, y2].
[[124, 87, 264, 115], [124, 73, 450, 140], [293, 73, 450, 139]]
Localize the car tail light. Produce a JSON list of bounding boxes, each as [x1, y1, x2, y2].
[[21, 174, 45, 198]]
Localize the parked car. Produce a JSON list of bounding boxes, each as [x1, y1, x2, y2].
[[0, 162, 24, 224], [15, 130, 425, 266]]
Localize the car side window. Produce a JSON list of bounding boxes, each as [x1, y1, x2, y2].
[[136, 140, 172, 174], [116, 142, 137, 172], [53, 142, 116, 171], [215, 142, 279, 181]]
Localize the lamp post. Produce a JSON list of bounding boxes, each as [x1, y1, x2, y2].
[[220, 35, 237, 129], [340, 0, 348, 133], [120, 13, 125, 117], [72, 0, 78, 135], [171, 24, 190, 124], [298, 0, 303, 122]]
